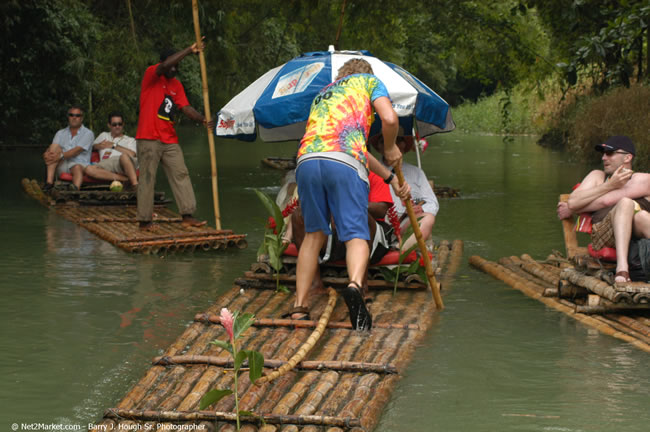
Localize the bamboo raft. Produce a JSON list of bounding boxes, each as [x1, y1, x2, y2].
[[21, 178, 247, 254], [469, 193, 650, 353], [90, 239, 463, 432]]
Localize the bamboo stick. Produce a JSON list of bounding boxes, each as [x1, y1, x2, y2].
[[116, 230, 234, 242], [192, 0, 221, 230], [561, 268, 629, 303], [607, 314, 650, 338], [193, 314, 419, 330], [104, 408, 361, 427], [152, 355, 397, 374], [255, 288, 337, 385], [392, 164, 443, 308]]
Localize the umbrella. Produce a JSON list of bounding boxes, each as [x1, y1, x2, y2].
[[215, 46, 455, 142]]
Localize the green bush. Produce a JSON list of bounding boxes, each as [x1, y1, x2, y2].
[[569, 84, 650, 170]]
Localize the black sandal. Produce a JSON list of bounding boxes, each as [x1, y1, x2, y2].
[[281, 306, 310, 321], [340, 281, 372, 331]]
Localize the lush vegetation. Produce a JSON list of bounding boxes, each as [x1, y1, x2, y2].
[[1, 0, 649, 164]]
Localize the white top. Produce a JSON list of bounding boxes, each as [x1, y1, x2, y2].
[[94, 131, 137, 161], [388, 161, 439, 216]]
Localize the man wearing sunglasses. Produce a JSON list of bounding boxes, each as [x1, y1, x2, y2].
[[559, 135, 650, 283], [84, 112, 138, 187], [42, 106, 94, 191]]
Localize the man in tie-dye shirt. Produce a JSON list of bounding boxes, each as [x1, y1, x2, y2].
[[289, 58, 409, 330]]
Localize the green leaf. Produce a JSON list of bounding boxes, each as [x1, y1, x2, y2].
[[277, 285, 290, 294], [254, 189, 285, 234], [247, 350, 264, 382], [407, 259, 420, 273], [209, 339, 233, 354], [199, 389, 233, 410], [379, 267, 397, 280], [238, 410, 255, 417], [233, 312, 256, 340], [234, 350, 248, 371]]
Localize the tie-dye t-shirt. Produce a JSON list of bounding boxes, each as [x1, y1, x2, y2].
[[297, 73, 390, 167]]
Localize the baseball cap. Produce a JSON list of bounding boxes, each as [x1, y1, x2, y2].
[[595, 135, 635, 155]]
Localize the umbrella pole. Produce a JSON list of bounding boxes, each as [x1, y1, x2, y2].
[[192, 0, 221, 230], [393, 164, 444, 309]]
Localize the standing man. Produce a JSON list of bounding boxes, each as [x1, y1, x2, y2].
[[288, 59, 409, 330], [42, 106, 94, 191], [135, 40, 214, 231], [84, 111, 138, 187], [559, 136, 650, 283]]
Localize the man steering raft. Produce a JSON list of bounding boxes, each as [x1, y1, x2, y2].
[[288, 59, 410, 330]]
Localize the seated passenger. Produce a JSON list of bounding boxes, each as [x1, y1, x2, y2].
[[84, 112, 138, 188], [371, 128, 439, 251], [42, 105, 94, 191]]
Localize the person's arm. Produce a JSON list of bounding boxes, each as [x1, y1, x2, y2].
[[568, 166, 632, 212], [368, 152, 410, 200], [115, 143, 136, 157], [580, 173, 650, 212], [180, 106, 216, 129], [372, 96, 400, 167], [92, 132, 112, 151], [156, 38, 204, 76], [415, 168, 439, 216]]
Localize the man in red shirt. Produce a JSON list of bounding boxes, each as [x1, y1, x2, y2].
[[135, 40, 214, 231]]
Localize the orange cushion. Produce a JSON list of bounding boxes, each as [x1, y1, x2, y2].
[[588, 243, 617, 262], [282, 243, 417, 266]]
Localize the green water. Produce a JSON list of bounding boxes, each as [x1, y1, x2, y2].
[[1, 131, 648, 432]]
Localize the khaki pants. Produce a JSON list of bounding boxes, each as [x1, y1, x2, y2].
[[136, 139, 196, 222]]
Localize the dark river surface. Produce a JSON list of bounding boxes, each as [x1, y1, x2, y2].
[[1, 129, 648, 432]]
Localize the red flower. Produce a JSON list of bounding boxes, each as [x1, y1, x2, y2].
[[267, 216, 277, 234], [220, 308, 234, 344], [386, 205, 401, 243], [419, 251, 433, 267], [281, 197, 299, 218]]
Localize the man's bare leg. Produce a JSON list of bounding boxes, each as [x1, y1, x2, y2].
[[295, 231, 327, 318], [43, 143, 62, 185], [401, 213, 436, 251], [70, 164, 84, 189], [633, 211, 650, 238], [84, 165, 129, 182], [611, 198, 635, 282], [120, 153, 139, 185]]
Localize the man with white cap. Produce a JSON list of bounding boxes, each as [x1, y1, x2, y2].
[[559, 135, 650, 283]]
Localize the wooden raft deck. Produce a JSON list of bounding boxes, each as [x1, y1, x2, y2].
[[469, 254, 650, 353], [22, 178, 247, 254], [90, 239, 463, 432]]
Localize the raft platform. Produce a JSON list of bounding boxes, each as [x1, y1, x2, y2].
[[470, 193, 650, 353], [91, 239, 463, 432], [22, 178, 247, 254]]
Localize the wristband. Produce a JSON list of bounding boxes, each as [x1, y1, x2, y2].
[[383, 172, 395, 184]]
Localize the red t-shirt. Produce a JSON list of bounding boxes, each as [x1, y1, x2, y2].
[[368, 171, 393, 204], [135, 64, 190, 144]]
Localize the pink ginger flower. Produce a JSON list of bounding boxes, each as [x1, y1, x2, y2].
[[387, 205, 401, 243], [220, 308, 234, 343]]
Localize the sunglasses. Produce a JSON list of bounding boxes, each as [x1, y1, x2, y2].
[[68, 113, 83, 118], [603, 150, 629, 156], [110, 122, 123, 127]]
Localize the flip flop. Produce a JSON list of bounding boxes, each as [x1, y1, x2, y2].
[[340, 281, 372, 331], [614, 270, 631, 284], [281, 306, 310, 321]]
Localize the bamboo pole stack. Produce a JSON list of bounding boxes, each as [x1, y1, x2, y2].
[[91, 239, 463, 431]]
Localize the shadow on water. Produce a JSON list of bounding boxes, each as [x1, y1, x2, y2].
[[0, 130, 648, 431]]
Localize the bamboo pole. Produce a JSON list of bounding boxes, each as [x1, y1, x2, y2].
[[241, 271, 427, 290], [104, 408, 360, 428], [193, 314, 419, 330], [191, 0, 221, 230], [393, 164, 443, 309], [255, 288, 337, 385], [152, 355, 397, 374]]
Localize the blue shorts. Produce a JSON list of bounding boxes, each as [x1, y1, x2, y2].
[[296, 159, 370, 242]]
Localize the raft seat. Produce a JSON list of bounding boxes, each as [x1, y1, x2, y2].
[[282, 242, 418, 266]]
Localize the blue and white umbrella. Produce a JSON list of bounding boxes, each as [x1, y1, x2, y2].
[[215, 47, 455, 142]]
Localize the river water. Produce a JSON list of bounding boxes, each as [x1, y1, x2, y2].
[[1, 130, 648, 432]]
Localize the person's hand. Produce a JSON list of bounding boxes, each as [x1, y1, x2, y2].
[[100, 140, 113, 149], [607, 165, 634, 189], [390, 177, 411, 201], [557, 201, 573, 220], [383, 144, 402, 168], [43, 149, 61, 164], [190, 36, 206, 54], [203, 117, 216, 130]]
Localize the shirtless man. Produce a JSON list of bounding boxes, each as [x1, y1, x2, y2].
[[557, 136, 650, 283]]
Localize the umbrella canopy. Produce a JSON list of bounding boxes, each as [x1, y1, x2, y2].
[[215, 47, 455, 142]]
